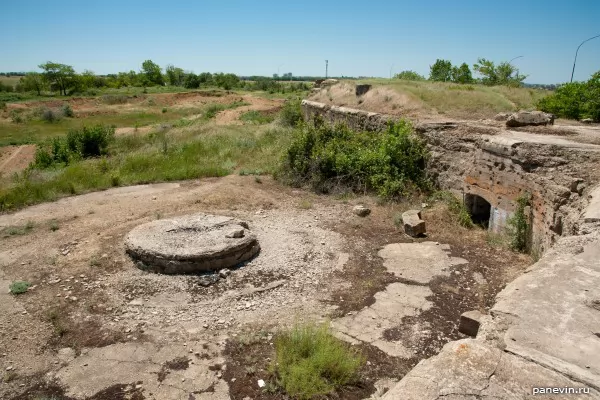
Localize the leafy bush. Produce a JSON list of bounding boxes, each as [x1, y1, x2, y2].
[[394, 70, 426, 81], [41, 108, 62, 123], [270, 323, 364, 400], [9, 281, 31, 295], [62, 104, 74, 117], [507, 193, 530, 252], [34, 125, 115, 168], [537, 71, 600, 121], [10, 109, 25, 123], [279, 98, 303, 127], [280, 118, 429, 198]]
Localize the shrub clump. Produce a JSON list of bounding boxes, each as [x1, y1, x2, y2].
[[33, 125, 115, 168], [280, 118, 430, 198], [279, 98, 303, 127], [537, 70, 600, 121], [9, 281, 31, 295], [507, 193, 531, 252], [270, 323, 364, 400]]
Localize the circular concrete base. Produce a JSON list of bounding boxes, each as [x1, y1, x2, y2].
[[125, 214, 260, 274]]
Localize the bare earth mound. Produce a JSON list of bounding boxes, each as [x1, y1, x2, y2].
[[125, 213, 260, 274]]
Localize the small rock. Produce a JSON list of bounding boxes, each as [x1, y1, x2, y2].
[[459, 310, 484, 337], [506, 110, 554, 127], [352, 205, 371, 217], [401, 210, 426, 237], [219, 269, 231, 279], [217, 371, 222, 378], [6, 366, 13, 371], [152, 196, 157, 200], [257, 379, 265, 388], [225, 228, 245, 239], [493, 112, 511, 121]]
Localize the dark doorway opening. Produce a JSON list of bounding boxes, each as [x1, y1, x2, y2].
[[465, 194, 491, 228]]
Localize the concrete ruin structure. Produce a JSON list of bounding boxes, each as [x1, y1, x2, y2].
[[302, 99, 600, 398]]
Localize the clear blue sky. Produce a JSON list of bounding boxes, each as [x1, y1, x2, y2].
[[2, 0, 599, 84]]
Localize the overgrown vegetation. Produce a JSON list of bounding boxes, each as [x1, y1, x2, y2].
[[9, 280, 31, 295], [507, 193, 531, 252], [240, 110, 275, 124], [1, 221, 34, 237], [394, 70, 426, 81], [33, 125, 115, 168], [270, 322, 364, 400], [280, 118, 430, 198], [537, 70, 600, 121], [429, 191, 474, 228], [278, 98, 303, 127], [0, 122, 293, 211]]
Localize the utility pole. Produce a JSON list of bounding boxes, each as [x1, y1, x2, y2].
[[570, 34, 600, 83], [325, 60, 328, 79]]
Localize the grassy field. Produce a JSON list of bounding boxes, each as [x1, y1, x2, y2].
[[0, 106, 210, 146], [0, 113, 293, 211], [349, 79, 550, 119], [0, 76, 20, 88]]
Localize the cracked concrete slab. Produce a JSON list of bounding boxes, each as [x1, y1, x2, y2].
[[334, 242, 466, 357], [383, 339, 600, 399], [55, 342, 228, 399], [334, 283, 433, 357], [583, 185, 600, 223], [378, 242, 467, 283], [492, 231, 600, 391]]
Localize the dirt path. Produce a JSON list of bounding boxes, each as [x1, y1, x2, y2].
[[0, 145, 36, 176], [215, 95, 283, 125]]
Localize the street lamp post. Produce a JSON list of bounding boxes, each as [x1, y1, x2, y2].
[[509, 56, 524, 64], [570, 34, 600, 83]]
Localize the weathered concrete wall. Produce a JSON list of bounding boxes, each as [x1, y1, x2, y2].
[[301, 100, 393, 132], [301, 100, 596, 254]]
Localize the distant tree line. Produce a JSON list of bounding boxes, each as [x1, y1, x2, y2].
[[1, 60, 310, 97], [394, 58, 527, 87]]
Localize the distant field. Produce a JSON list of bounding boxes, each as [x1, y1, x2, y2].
[[310, 79, 550, 120], [0, 76, 21, 88]]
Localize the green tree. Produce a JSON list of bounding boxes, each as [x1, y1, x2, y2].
[[394, 70, 425, 81], [198, 72, 213, 85], [165, 65, 185, 86], [451, 63, 474, 84], [429, 59, 453, 82], [19, 72, 45, 95], [473, 58, 526, 87], [39, 62, 77, 95], [213, 73, 239, 90], [141, 60, 164, 86]]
